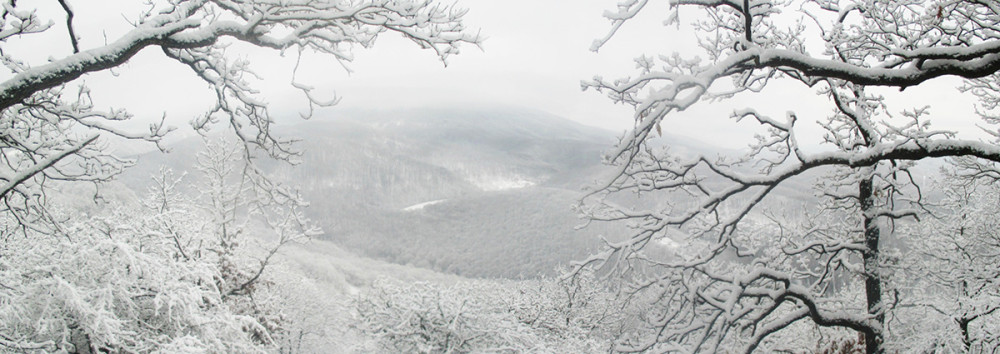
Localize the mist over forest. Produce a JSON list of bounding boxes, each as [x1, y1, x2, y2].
[[122, 107, 627, 279], [3, 0, 1000, 353]]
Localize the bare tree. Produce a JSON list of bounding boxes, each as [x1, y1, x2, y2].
[[0, 178, 268, 352], [575, 1, 1000, 352], [0, 0, 479, 234], [190, 137, 322, 341], [899, 170, 1000, 352], [0, 0, 478, 351], [355, 276, 616, 352]]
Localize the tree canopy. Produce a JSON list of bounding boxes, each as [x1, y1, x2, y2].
[[577, 0, 1000, 352], [0, 1, 478, 351], [0, 0, 479, 233]]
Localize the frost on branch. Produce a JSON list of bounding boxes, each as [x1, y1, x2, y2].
[[355, 274, 619, 352], [0, 151, 323, 352], [0, 199, 262, 352], [0, 0, 478, 350], [0, 0, 480, 234], [894, 176, 1000, 352], [578, 0, 1000, 352]]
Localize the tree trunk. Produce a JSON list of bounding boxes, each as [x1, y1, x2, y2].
[[958, 317, 971, 352], [859, 174, 884, 354]]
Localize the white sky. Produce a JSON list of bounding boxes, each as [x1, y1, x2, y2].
[[49, 0, 675, 134], [5, 0, 988, 151], [305, 0, 668, 131], [251, 0, 683, 133]]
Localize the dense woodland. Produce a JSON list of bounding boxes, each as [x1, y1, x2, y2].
[[2, 0, 1000, 353]]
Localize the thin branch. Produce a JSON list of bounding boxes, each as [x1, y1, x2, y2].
[[0, 134, 97, 198], [56, 0, 79, 53]]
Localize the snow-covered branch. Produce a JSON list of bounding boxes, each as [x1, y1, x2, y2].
[[579, 0, 1000, 351], [0, 0, 478, 232]]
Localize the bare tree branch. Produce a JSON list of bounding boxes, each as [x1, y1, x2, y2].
[[56, 0, 79, 53], [0, 134, 96, 198]]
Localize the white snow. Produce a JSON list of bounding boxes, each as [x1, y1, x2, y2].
[[467, 175, 536, 191], [656, 237, 680, 249], [403, 199, 447, 211]]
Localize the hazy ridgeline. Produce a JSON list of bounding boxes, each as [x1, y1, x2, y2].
[[5, 0, 1000, 352], [122, 108, 629, 279]]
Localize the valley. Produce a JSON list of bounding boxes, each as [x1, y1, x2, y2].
[[123, 107, 627, 279]]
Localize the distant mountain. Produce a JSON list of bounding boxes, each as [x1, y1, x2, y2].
[[119, 107, 628, 278], [273, 107, 621, 278], [119, 107, 833, 279], [275, 107, 618, 206]]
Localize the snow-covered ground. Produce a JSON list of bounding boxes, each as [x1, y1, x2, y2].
[[466, 174, 536, 191], [403, 199, 447, 211]]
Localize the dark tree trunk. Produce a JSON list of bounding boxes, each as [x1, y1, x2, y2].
[[859, 175, 883, 354], [958, 317, 971, 352]]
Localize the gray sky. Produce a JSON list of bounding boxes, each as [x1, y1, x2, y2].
[[264, 0, 680, 132], [307, 0, 668, 131], [68, 0, 681, 135], [8, 0, 986, 151]]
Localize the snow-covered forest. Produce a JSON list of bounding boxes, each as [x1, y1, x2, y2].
[[2, 0, 1000, 353]]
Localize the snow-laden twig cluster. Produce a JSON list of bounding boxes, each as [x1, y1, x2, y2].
[[0, 0, 478, 351], [0, 0, 480, 236], [576, 0, 1000, 352]]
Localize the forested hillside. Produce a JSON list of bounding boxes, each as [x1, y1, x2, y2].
[[8, 0, 1000, 351], [123, 107, 627, 278]]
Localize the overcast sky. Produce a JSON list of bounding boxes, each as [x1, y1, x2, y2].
[[311, 0, 674, 132], [61, 0, 682, 136], [8, 0, 985, 151]]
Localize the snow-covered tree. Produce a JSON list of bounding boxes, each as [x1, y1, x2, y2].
[[184, 138, 322, 342], [896, 170, 1000, 352], [0, 189, 265, 352], [2, 151, 336, 352], [355, 275, 618, 353], [0, 0, 479, 234], [577, 1, 1000, 352], [191, 138, 319, 296], [0, 0, 477, 351]]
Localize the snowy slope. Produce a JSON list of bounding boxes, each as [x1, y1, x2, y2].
[[119, 106, 726, 278]]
